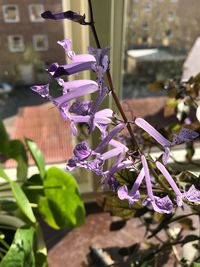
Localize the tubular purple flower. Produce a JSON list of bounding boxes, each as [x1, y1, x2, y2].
[[118, 168, 145, 207], [89, 86, 110, 115], [53, 82, 98, 107], [57, 39, 75, 59], [135, 118, 171, 148], [103, 159, 133, 190], [141, 155, 173, 213], [53, 61, 95, 78], [95, 123, 125, 154], [41, 10, 87, 25], [156, 161, 183, 206], [135, 118, 199, 165], [60, 79, 97, 94]]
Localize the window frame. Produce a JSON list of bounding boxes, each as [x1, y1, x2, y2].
[[28, 4, 45, 22], [8, 35, 25, 52], [2, 5, 20, 23], [33, 34, 48, 51]]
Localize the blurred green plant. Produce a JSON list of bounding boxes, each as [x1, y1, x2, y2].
[[0, 120, 85, 266]]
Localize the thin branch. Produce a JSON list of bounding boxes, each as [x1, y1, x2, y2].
[[87, 0, 139, 150]]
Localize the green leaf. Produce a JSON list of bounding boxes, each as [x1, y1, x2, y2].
[[10, 182, 36, 224], [25, 138, 45, 179], [35, 224, 47, 267], [0, 227, 35, 267], [193, 262, 200, 267], [0, 198, 17, 212], [0, 121, 10, 155], [0, 166, 36, 224], [38, 167, 85, 229], [102, 193, 142, 220], [8, 140, 28, 181]]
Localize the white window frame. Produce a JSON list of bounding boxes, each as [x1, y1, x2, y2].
[[2, 5, 19, 23], [33, 35, 48, 51], [144, 2, 152, 12], [8, 35, 24, 52], [168, 11, 176, 21], [28, 4, 45, 22]]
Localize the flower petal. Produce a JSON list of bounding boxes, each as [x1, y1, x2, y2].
[[172, 127, 199, 145], [31, 84, 50, 98], [183, 185, 200, 202], [73, 141, 92, 161], [135, 118, 171, 148]]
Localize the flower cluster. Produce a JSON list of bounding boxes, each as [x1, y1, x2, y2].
[[31, 10, 200, 214]]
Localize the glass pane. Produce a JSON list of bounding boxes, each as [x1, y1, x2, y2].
[[29, 5, 44, 21], [123, 0, 200, 100]]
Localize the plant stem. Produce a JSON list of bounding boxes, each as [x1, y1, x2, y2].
[[87, 0, 139, 150]]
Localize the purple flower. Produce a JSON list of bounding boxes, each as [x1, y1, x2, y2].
[[57, 39, 75, 60], [52, 62, 95, 78], [171, 127, 199, 145], [183, 185, 200, 202], [143, 196, 173, 214], [156, 161, 183, 207], [118, 168, 144, 207], [31, 84, 50, 98], [41, 10, 87, 25], [95, 123, 125, 154], [141, 155, 173, 213], [67, 157, 79, 171], [69, 100, 92, 115], [53, 81, 98, 107], [135, 118, 199, 165], [73, 141, 92, 161], [89, 86, 110, 115]]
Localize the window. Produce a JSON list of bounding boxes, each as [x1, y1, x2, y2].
[[165, 29, 173, 38], [144, 2, 152, 12], [33, 35, 48, 51], [8, 35, 24, 52], [168, 11, 176, 21], [29, 4, 44, 22], [142, 21, 149, 31], [2, 5, 19, 23]]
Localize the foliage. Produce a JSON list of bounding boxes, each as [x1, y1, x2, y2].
[[0, 121, 85, 266]]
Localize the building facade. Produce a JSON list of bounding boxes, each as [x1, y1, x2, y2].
[[0, 0, 65, 83], [126, 0, 200, 52]]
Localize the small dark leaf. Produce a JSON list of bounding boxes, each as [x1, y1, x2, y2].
[[109, 220, 126, 231], [0, 121, 9, 155], [181, 234, 200, 246], [186, 142, 195, 162], [118, 243, 140, 256], [178, 217, 196, 230]]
